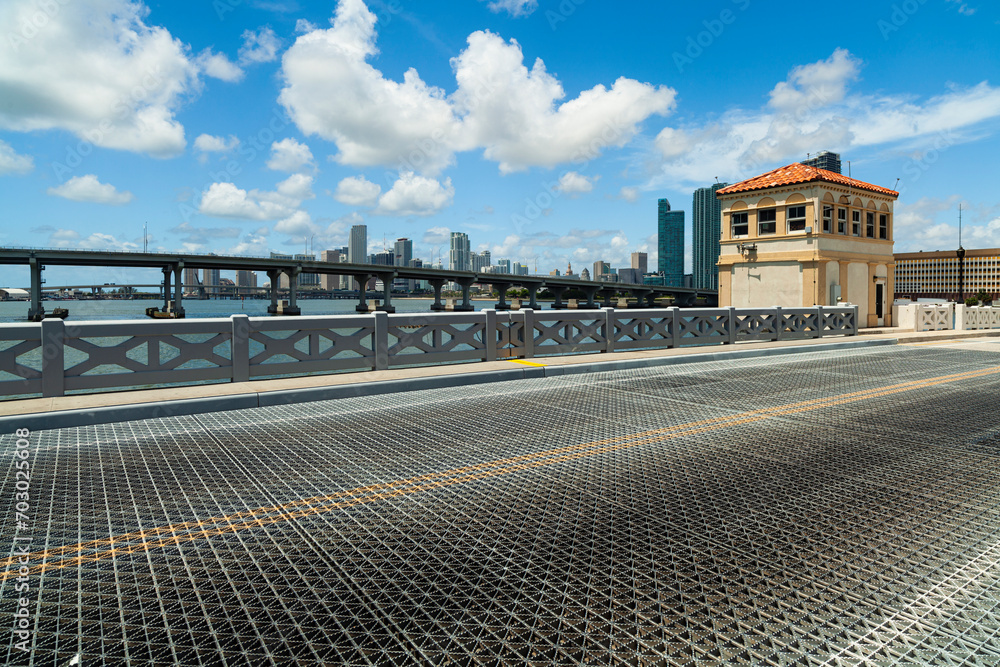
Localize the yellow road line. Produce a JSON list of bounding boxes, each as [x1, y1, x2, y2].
[[507, 359, 547, 367], [4, 363, 1000, 579]]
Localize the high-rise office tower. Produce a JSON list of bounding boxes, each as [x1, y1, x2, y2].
[[450, 232, 470, 271], [349, 225, 367, 264], [802, 151, 841, 174], [630, 252, 648, 274], [692, 183, 728, 290], [496, 258, 511, 274], [202, 268, 220, 295], [657, 198, 685, 287], [183, 268, 200, 291], [393, 238, 412, 267]]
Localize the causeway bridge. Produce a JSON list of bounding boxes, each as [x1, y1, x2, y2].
[[0, 248, 716, 320]]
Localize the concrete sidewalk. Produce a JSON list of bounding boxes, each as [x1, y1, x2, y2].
[[2, 327, 998, 431]]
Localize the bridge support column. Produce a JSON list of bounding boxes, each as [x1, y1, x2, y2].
[[354, 273, 373, 312], [548, 285, 568, 309], [454, 278, 475, 311], [266, 270, 280, 314], [644, 292, 659, 308], [161, 266, 172, 311], [429, 279, 446, 311], [169, 263, 185, 317], [583, 287, 600, 309], [600, 288, 616, 308], [377, 272, 396, 313], [527, 285, 540, 310], [281, 267, 301, 315], [629, 288, 652, 308], [27, 256, 44, 321], [493, 282, 512, 310]]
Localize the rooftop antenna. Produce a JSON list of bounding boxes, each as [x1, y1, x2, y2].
[[893, 178, 900, 191]]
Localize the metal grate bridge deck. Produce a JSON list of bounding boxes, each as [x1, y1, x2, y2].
[[4, 343, 1000, 665]]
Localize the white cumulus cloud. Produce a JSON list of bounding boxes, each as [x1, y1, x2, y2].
[[279, 0, 674, 175], [0, 0, 202, 157], [334, 175, 381, 206], [482, 0, 538, 17], [0, 140, 33, 174], [555, 171, 597, 196], [239, 27, 281, 65], [267, 138, 314, 172], [197, 50, 244, 82], [651, 49, 1000, 189], [199, 174, 314, 220], [47, 175, 133, 205], [375, 172, 454, 217], [194, 134, 240, 153]]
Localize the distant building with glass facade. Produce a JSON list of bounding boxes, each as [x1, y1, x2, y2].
[[657, 198, 685, 287], [692, 183, 728, 290]]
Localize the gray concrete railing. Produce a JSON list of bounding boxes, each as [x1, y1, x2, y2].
[[0, 305, 859, 399]]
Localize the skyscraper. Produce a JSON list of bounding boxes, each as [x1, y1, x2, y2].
[[802, 151, 841, 174], [393, 238, 412, 267], [692, 183, 728, 290], [496, 258, 511, 274], [630, 252, 648, 274], [450, 232, 470, 271], [657, 198, 685, 287], [349, 224, 367, 264]]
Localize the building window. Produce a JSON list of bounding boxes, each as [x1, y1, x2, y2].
[[758, 208, 776, 235], [866, 212, 875, 238], [731, 212, 748, 237], [879, 214, 888, 239], [822, 205, 833, 233], [787, 205, 806, 232], [852, 210, 861, 236], [838, 208, 847, 234]]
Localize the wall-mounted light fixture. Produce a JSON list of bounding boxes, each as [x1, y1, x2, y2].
[[736, 242, 757, 257]]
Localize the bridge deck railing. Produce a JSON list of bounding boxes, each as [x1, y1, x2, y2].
[[0, 306, 859, 399]]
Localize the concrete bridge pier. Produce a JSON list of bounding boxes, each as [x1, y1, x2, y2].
[[582, 286, 601, 309], [600, 288, 616, 308], [629, 288, 652, 308], [454, 278, 475, 312], [353, 273, 374, 313], [527, 285, 540, 310], [548, 284, 568, 309], [161, 266, 171, 311], [376, 272, 396, 313], [492, 282, 512, 310], [429, 279, 446, 311], [281, 267, 301, 316], [266, 270, 280, 314], [27, 256, 45, 321], [173, 263, 185, 317]]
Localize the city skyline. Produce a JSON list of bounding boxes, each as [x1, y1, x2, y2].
[[0, 1, 998, 287]]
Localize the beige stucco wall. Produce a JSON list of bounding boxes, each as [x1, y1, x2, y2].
[[825, 260, 840, 305], [730, 261, 802, 308], [848, 262, 869, 320]]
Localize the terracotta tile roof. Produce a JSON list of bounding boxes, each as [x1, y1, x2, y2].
[[716, 163, 899, 197]]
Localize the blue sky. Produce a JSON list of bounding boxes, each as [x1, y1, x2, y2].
[[0, 0, 998, 287]]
